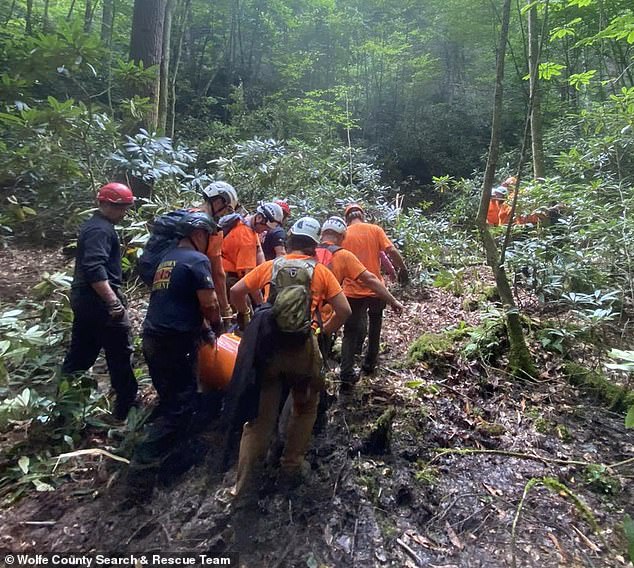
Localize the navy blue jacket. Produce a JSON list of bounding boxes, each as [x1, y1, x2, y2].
[[72, 211, 123, 293]]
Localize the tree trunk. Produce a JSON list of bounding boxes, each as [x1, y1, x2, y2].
[[476, 0, 535, 378], [43, 0, 51, 31], [67, 0, 76, 20], [168, 0, 191, 139], [130, 0, 167, 133], [101, 0, 114, 46], [158, 0, 173, 135], [25, 0, 33, 35], [527, 2, 545, 179], [84, 0, 93, 33]]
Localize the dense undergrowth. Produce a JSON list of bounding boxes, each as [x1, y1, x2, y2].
[[0, 5, 633, 560]]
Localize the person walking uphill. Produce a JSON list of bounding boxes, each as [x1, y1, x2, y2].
[[61, 183, 137, 420], [221, 202, 283, 299], [229, 217, 351, 495], [318, 216, 404, 319], [128, 212, 221, 495], [200, 181, 240, 321], [340, 204, 408, 388]]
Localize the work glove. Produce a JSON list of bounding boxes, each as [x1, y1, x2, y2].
[[210, 319, 224, 337], [397, 268, 410, 286], [107, 298, 126, 321], [237, 311, 251, 332], [201, 327, 217, 346]]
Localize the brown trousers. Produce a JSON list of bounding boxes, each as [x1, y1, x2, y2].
[[235, 334, 322, 495]]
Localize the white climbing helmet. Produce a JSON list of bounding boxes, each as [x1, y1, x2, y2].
[[202, 181, 239, 210], [321, 216, 347, 235], [289, 216, 321, 244], [256, 202, 284, 228]]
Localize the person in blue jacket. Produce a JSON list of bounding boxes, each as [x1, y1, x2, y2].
[[127, 212, 222, 496], [61, 183, 137, 420]]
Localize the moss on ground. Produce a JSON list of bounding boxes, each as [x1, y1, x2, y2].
[[564, 362, 634, 413], [407, 326, 471, 365]]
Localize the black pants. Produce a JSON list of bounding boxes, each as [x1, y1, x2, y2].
[[132, 332, 199, 466], [61, 291, 137, 405], [340, 297, 386, 380]]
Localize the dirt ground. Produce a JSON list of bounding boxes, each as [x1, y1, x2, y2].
[[0, 249, 632, 567]]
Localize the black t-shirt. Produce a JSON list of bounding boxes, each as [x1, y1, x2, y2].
[[143, 247, 215, 336], [72, 211, 122, 291], [262, 226, 286, 260]]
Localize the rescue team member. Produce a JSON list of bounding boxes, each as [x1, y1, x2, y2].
[[318, 216, 404, 316], [487, 176, 556, 226], [261, 200, 291, 260], [487, 177, 516, 226], [128, 212, 221, 492], [229, 217, 351, 494], [221, 202, 283, 293], [61, 183, 138, 420], [340, 204, 408, 386], [199, 181, 239, 321]]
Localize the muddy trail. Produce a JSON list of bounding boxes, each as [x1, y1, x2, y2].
[[0, 250, 632, 567]]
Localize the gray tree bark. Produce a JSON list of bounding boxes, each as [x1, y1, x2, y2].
[[25, 0, 34, 35], [158, 0, 173, 135], [101, 0, 115, 46], [528, 2, 545, 179], [130, 0, 167, 132]]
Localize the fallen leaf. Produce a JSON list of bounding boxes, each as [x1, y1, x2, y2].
[[445, 521, 464, 550]]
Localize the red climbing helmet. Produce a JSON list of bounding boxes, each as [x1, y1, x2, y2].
[[97, 183, 135, 205], [275, 200, 291, 219]]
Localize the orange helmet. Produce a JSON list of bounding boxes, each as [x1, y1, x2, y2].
[[344, 203, 365, 218], [502, 176, 517, 187]]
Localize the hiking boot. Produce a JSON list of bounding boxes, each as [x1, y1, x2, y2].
[[125, 463, 158, 502], [113, 395, 140, 421], [361, 364, 376, 376], [277, 460, 311, 492], [339, 373, 359, 393]]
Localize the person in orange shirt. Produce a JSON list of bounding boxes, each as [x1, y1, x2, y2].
[[199, 181, 239, 320], [317, 215, 403, 335], [340, 204, 408, 387], [487, 185, 512, 225], [229, 217, 351, 494], [221, 202, 282, 303], [487, 177, 548, 226]]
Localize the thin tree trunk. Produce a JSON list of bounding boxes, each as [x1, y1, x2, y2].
[[101, 0, 114, 45], [25, 0, 34, 35], [84, 0, 93, 33], [168, 0, 190, 138], [528, 2, 545, 179], [43, 0, 51, 31], [5, 0, 17, 25], [476, 0, 535, 378], [67, 0, 76, 20], [158, 0, 173, 135]]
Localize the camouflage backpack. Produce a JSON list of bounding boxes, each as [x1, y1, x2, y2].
[[268, 257, 316, 334]]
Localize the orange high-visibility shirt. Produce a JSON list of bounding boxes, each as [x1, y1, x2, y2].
[[341, 223, 393, 299], [222, 221, 259, 274]]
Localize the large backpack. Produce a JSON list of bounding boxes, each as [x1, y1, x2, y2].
[[137, 209, 190, 287], [315, 243, 342, 269], [268, 257, 316, 335]]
